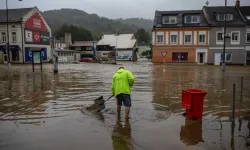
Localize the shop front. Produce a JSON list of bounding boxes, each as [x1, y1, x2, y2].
[[25, 47, 47, 62], [23, 11, 51, 63], [152, 48, 196, 63], [116, 50, 133, 61], [172, 52, 188, 62], [0, 45, 21, 63]]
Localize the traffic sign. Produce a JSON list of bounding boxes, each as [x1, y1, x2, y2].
[[161, 52, 167, 57]]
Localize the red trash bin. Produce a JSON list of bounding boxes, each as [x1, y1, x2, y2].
[[182, 89, 207, 119]]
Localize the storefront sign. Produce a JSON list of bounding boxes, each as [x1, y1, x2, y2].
[[24, 30, 50, 45], [25, 47, 47, 62], [24, 11, 50, 45], [24, 12, 48, 32], [116, 51, 133, 60]]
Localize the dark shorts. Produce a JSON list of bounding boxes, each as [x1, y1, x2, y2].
[[116, 94, 131, 107]]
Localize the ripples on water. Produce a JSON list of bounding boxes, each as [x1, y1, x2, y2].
[[0, 62, 250, 150]]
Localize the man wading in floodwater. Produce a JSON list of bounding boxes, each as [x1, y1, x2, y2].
[[112, 67, 134, 120]]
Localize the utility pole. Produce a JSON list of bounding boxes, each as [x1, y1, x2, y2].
[[6, 0, 11, 69], [5, 0, 23, 69], [222, 0, 227, 72]]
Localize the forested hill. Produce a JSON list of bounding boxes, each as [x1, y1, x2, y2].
[[115, 18, 153, 30], [42, 8, 153, 38]]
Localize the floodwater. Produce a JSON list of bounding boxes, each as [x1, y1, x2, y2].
[[0, 61, 249, 150]]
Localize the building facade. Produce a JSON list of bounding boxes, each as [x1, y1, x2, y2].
[[54, 49, 80, 63], [152, 0, 250, 66], [203, 5, 246, 65], [0, 7, 51, 64], [239, 6, 250, 65], [69, 41, 98, 59], [152, 10, 210, 64], [97, 34, 137, 61]]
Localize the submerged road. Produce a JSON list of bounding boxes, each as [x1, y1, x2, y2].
[[0, 61, 250, 150]]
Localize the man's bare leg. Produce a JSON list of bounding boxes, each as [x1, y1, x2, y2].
[[117, 105, 121, 119], [125, 107, 130, 120]]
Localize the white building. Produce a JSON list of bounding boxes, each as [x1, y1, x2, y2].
[[54, 48, 81, 63], [97, 34, 138, 61], [0, 7, 51, 64]]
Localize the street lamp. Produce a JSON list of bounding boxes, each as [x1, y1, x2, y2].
[[115, 29, 119, 64], [6, 0, 22, 69]]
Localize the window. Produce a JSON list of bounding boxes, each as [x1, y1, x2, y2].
[[172, 52, 188, 61], [226, 14, 233, 21], [231, 32, 239, 41], [231, 31, 240, 44], [157, 35, 163, 44], [217, 32, 223, 41], [12, 32, 16, 42], [247, 52, 250, 58], [199, 34, 206, 43], [217, 14, 225, 21], [1, 32, 6, 42], [163, 16, 177, 24], [217, 14, 233, 21], [75, 47, 81, 51], [192, 16, 200, 23], [171, 35, 177, 44], [247, 32, 250, 43], [185, 35, 191, 44], [221, 53, 232, 62], [185, 16, 200, 23], [86, 47, 92, 50], [185, 16, 192, 23]]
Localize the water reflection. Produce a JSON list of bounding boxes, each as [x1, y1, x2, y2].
[[246, 121, 250, 147], [111, 118, 133, 150], [180, 118, 203, 146], [0, 63, 249, 150], [231, 121, 236, 150]]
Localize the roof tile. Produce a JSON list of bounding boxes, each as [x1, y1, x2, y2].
[[0, 7, 33, 23]]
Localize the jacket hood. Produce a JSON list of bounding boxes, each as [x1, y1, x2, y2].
[[116, 68, 124, 74]]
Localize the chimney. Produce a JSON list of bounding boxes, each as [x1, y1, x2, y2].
[[236, 0, 240, 9], [64, 33, 72, 49]]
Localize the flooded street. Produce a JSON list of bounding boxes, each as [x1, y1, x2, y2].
[[0, 61, 250, 150]]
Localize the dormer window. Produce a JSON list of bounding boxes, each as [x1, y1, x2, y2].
[[226, 14, 233, 21], [217, 14, 233, 21], [163, 16, 177, 24], [185, 15, 200, 23]]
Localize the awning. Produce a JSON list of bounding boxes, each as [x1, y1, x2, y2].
[[0, 45, 20, 51]]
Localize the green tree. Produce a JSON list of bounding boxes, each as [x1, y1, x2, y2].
[[42, 9, 140, 36], [134, 28, 151, 44], [54, 24, 93, 42]]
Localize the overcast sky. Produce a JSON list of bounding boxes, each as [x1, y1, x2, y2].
[[0, 0, 249, 19]]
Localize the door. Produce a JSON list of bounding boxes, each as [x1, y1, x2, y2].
[[172, 52, 188, 62], [172, 53, 179, 61], [246, 52, 250, 65], [180, 53, 188, 61], [74, 54, 77, 61], [199, 53, 204, 64], [3, 50, 8, 64], [214, 53, 221, 65]]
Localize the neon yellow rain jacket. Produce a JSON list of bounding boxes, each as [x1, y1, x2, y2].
[[112, 68, 134, 97]]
